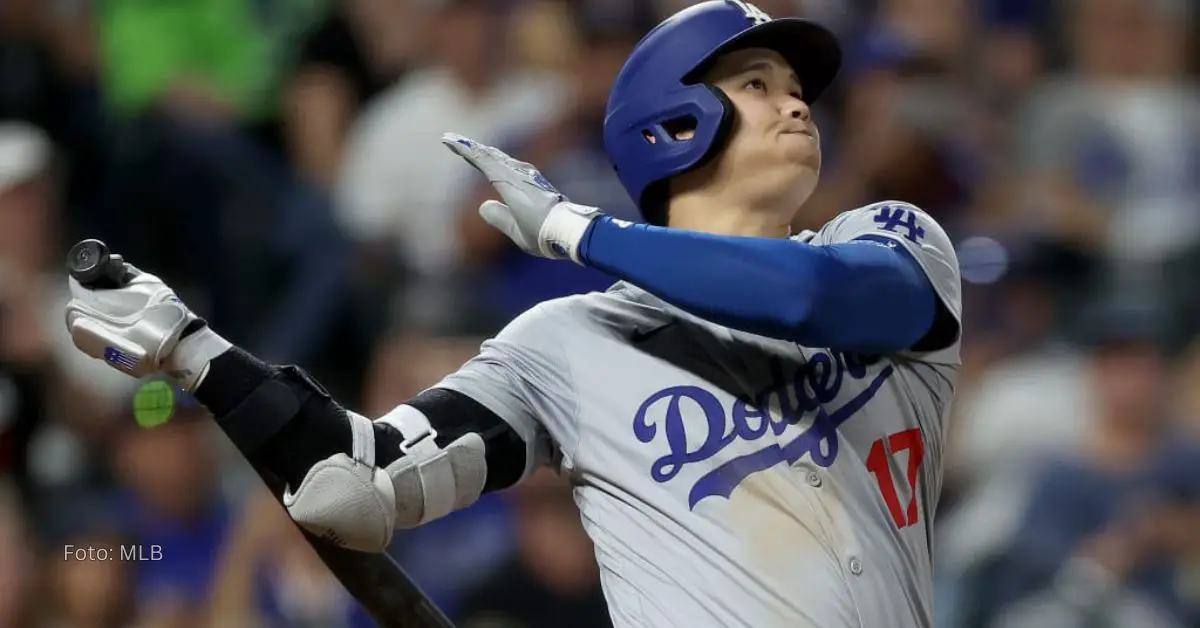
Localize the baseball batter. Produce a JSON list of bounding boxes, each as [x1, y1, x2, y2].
[[63, 2, 961, 627]]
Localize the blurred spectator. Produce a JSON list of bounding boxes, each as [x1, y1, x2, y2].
[[508, 0, 579, 74], [358, 0, 643, 442], [388, 492, 517, 620], [0, 0, 85, 147], [799, 0, 982, 234], [967, 297, 1184, 626], [335, 0, 567, 333], [97, 122, 356, 380], [89, 0, 357, 384], [0, 122, 130, 524], [1171, 341, 1200, 431], [937, 246, 1094, 562], [354, 0, 574, 418], [208, 487, 372, 628], [457, 469, 610, 628], [284, 0, 426, 187], [39, 529, 133, 628], [973, 0, 1048, 115], [0, 123, 61, 365], [107, 410, 234, 625], [1015, 0, 1199, 291], [0, 480, 35, 628], [1149, 443, 1200, 625], [95, 0, 273, 126], [987, 440, 1200, 628], [0, 0, 108, 233], [455, 0, 651, 325]]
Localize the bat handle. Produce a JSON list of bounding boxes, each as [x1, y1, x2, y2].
[[67, 239, 134, 289]]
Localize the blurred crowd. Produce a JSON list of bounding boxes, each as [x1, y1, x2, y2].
[[0, 0, 1196, 626]]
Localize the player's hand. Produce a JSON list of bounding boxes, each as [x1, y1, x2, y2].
[[64, 255, 204, 382], [441, 132, 603, 264]]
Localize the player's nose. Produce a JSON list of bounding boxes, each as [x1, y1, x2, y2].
[[781, 96, 811, 122]]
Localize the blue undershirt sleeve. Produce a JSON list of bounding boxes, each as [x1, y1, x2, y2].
[[578, 217, 937, 353]]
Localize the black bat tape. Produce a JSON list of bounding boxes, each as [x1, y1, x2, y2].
[[67, 239, 130, 290], [63, 238, 458, 627]]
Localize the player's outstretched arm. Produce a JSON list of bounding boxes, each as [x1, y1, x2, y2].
[[578, 214, 942, 353], [440, 134, 952, 354], [63, 246, 529, 553]]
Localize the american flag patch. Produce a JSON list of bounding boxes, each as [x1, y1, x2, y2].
[[104, 347, 139, 372]]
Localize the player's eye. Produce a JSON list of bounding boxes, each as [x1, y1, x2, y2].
[[744, 78, 768, 92]]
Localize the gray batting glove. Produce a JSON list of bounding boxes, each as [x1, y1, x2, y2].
[[441, 132, 603, 264]]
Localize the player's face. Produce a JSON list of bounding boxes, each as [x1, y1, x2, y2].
[[703, 48, 820, 206]]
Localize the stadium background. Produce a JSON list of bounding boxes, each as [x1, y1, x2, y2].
[[0, 0, 1197, 626]]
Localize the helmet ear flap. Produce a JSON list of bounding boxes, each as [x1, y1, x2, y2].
[[692, 84, 737, 171], [636, 86, 735, 152], [633, 85, 738, 225]]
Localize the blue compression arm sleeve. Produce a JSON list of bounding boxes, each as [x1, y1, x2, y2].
[[578, 217, 938, 353]]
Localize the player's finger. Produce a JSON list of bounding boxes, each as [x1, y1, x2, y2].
[[478, 201, 526, 248], [441, 132, 479, 157], [441, 132, 491, 175], [447, 132, 512, 161], [442, 133, 497, 169], [442, 133, 513, 178]]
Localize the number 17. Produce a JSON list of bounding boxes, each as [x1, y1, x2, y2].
[[866, 428, 925, 529]]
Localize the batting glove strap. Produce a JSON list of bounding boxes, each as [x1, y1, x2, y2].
[[163, 325, 232, 392], [539, 201, 604, 265]]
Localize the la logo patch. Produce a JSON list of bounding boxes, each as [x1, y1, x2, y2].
[[727, 0, 771, 24]]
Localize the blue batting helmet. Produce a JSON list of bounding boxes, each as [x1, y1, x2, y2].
[[602, 1, 841, 217]]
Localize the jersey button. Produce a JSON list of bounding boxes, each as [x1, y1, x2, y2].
[[848, 557, 863, 575], [805, 471, 822, 487]]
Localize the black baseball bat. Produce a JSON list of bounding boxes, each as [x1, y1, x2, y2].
[[67, 239, 455, 628]]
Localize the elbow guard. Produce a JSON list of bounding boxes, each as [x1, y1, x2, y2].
[[283, 388, 518, 553], [376, 404, 488, 528], [377, 387, 527, 526], [282, 408, 401, 552]]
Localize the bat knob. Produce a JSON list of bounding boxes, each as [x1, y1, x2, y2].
[[68, 239, 129, 289]]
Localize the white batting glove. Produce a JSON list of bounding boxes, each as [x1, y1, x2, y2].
[[65, 263, 230, 391], [441, 132, 603, 264]]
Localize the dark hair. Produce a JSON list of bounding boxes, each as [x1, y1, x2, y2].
[[640, 181, 670, 226]]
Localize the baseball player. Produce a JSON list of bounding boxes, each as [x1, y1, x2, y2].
[[63, 2, 961, 627]]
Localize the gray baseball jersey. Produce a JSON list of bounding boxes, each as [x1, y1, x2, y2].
[[435, 201, 962, 628]]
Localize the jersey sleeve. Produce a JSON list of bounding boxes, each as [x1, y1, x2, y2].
[[431, 303, 579, 479], [813, 201, 962, 365]]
